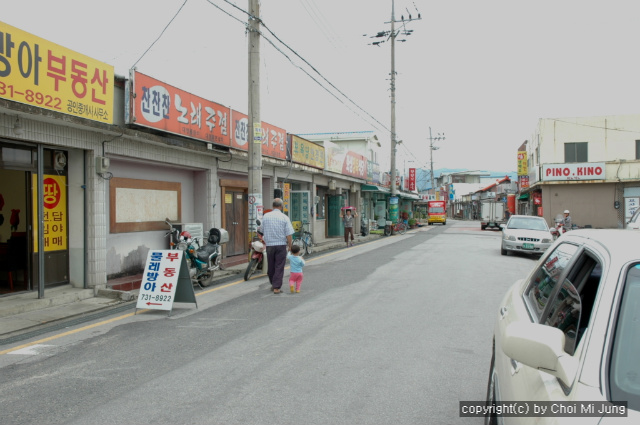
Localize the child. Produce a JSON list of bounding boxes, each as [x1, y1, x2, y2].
[[287, 244, 306, 293]]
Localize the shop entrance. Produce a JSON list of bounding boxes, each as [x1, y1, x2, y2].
[[223, 188, 247, 257], [1, 143, 71, 294], [327, 195, 343, 237]]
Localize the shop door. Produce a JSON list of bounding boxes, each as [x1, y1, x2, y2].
[[224, 190, 247, 256], [327, 195, 343, 237]]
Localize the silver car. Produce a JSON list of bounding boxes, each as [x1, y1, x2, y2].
[[501, 215, 553, 256], [486, 229, 640, 424]]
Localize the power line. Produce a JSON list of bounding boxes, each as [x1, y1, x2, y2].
[[132, 0, 190, 68]]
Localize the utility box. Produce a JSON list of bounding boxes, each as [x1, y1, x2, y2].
[[172, 223, 204, 246]]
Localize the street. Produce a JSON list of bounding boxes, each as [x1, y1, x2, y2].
[[0, 221, 538, 425]]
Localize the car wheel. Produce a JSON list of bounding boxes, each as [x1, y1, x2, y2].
[[484, 347, 498, 425], [501, 244, 507, 256], [481, 225, 486, 230]]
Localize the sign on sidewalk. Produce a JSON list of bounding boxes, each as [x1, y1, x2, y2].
[[136, 250, 197, 315]]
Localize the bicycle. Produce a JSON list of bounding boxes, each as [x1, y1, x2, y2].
[[291, 221, 314, 257], [384, 219, 407, 236]]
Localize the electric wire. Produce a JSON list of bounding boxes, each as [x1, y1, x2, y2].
[[219, 0, 390, 133], [131, 0, 190, 68]]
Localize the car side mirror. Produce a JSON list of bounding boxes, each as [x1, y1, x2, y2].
[[501, 322, 579, 387]]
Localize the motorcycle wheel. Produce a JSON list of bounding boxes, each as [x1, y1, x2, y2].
[[198, 270, 215, 287], [244, 258, 259, 281], [383, 226, 391, 236]]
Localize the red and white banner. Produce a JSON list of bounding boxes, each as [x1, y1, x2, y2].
[[408, 168, 416, 191]]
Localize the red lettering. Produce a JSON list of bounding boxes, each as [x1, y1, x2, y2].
[[595, 166, 603, 175], [563, 168, 570, 176], [577, 167, 583, 175]]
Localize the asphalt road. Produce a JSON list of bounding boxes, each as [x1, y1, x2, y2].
[[0, 221, 538, 425]]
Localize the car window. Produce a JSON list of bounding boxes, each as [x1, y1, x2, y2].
[[543, 280, 581, 355], [508, 218, 547, 231], [525, 243, 579, 321], [609, 263, 640, 411]]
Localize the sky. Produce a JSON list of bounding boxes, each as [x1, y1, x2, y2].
[[3, 0, 640, 174]]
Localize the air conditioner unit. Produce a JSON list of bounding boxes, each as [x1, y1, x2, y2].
[[328, 180, 336, 190], [350, 183, 357, 191]]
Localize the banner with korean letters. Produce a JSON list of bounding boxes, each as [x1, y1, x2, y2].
[[136, 250, 196, 313], [1, 21, 114, 123]]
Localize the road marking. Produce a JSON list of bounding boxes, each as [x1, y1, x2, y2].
[[7, 344, 55, 355], [0, 233, 403, 355]]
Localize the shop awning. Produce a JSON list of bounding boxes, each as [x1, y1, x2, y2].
[[361, 184, 390, 193], [398, 192, 420, 200], [518, 193, 530, 200]]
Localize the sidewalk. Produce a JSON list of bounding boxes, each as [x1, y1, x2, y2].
[[0, 232, 387, 340]]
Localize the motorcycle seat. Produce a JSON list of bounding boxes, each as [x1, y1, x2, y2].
[[196, 243, 218, 261]]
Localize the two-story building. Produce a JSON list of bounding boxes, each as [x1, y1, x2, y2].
[[519, 114, 640, 229]]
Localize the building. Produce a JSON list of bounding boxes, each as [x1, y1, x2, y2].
[[519, 115, 640, 228]]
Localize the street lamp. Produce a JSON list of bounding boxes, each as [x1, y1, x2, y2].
[[428, 127, 445, 193]]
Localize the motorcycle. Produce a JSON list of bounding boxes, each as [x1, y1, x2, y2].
[[360, 214, 370, 237], [244, 219, 265, 281], [165, 218, 228, 287], [550, 213, 567, 240]]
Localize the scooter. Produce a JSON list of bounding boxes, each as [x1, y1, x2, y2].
[[360, 214, 370, 237], [244, 219, 265, 281], [550, 214, 566, 240], [164, 217, 228, 287]]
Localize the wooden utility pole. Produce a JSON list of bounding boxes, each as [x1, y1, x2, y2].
[[390, 0, 397, 197], [248, 0, 262, 233]]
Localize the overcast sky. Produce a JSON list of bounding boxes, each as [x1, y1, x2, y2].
[[4, 0, 639, 173]]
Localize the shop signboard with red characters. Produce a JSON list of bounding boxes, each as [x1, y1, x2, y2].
[[32, 174, 67, 251], [230, 110, 287, 160]]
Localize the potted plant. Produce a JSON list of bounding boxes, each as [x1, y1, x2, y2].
[[408, 218, 417, 228]]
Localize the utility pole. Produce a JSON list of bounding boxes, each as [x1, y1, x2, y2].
[[248, 0, 262, 233], [365, 1, 421, 215], [390, 0, 397, 197], [428, 127, 445, 194]]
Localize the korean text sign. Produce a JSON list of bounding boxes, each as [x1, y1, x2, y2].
[[130, 71, 231, 147], [32, 174, 67, 252], [1, 21, 114, 123], [230, 110, 287, 160], [289, 134, 325, 168], [136, 250, 182, 311]]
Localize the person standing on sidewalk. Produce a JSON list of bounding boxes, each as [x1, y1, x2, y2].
[[339, 208, 358, 247], [261, 198, 294, 294], [287, 244, 305, 293]]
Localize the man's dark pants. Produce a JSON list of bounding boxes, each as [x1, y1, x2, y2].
[[266, 245, 287, 289]]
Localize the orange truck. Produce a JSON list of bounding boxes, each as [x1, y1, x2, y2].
[[427, 200, 447, 225]]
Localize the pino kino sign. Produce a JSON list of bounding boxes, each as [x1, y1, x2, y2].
[[542, 163, 605, 181]]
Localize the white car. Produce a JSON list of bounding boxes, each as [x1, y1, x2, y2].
[[486, 229, 640, 424], [500, 215, 554, 256], [627, 209, 640, 230]]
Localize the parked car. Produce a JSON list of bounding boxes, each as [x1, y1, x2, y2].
[[627, 208, 640, 230], [500, 215, 553, 256], [486, 229, 640, 424]]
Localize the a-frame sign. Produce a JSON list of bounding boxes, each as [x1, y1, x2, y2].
[[135, 250, 197, 316]]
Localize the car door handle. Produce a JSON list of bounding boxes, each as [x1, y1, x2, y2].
[[500, 307, 508, 319]]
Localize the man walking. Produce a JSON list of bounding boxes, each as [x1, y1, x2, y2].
[[261, 198, 294, 294]]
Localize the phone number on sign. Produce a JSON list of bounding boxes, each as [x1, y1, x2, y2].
[[139, 294, 172, 302], [0, 82, 62, 109]]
